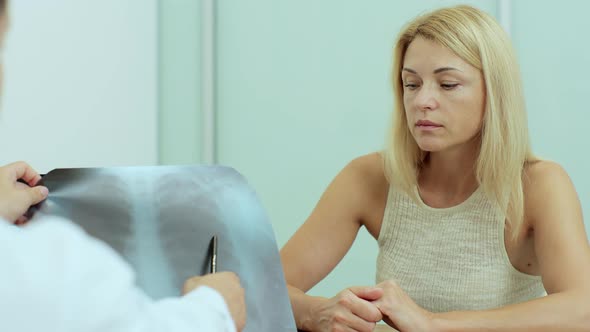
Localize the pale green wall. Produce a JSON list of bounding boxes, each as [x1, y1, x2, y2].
[[158, 0, 201, 165], [159, 0, 590, 298]]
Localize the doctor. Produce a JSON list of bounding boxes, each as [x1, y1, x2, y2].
[[0, 1, 246, 331]]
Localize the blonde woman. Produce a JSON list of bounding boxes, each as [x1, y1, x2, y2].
[[280, 5, 590, 332]]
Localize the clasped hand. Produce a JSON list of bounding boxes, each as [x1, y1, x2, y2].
[[308, 280, 434, 332]]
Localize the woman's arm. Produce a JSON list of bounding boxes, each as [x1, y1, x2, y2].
[[373, 161, 590, 332], [280, 153, 388, 331], [433, 161, 590, 331]]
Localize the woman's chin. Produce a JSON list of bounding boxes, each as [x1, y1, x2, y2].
[[416, 141, 445, 152]]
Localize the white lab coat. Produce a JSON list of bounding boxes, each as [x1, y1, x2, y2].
[[0, 216, 236, 332]]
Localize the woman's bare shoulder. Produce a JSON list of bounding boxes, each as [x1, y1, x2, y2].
[[523, 160, 577, 221], [347, 152, 389, 190], [523, 160, 571, 190]]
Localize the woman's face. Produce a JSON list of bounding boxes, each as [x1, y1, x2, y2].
[[401, 37, 486, 153]]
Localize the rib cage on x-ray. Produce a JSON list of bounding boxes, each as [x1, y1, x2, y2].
[[30, 165, 296, 331]]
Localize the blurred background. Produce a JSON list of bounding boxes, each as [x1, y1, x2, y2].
[[0, 0, 587, 298]]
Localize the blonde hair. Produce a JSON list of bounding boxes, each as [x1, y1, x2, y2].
[[383, 5, 535, 240]]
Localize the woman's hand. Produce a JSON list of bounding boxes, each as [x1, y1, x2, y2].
[[305, 286, 384, 332], [371, 280, 435, 332], [0, 161, 48, 223]]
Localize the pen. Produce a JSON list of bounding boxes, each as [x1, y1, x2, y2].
[[210, 235, 218, 274]]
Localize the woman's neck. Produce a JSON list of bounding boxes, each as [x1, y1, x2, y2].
[[419, 141, 480, 196]]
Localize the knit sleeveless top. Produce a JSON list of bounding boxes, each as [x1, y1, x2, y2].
[[376, 185, 546, 312]]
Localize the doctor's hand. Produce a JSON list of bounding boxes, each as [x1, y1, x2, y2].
[[183, 272, 247, 331], [0, 161, 48, 224]]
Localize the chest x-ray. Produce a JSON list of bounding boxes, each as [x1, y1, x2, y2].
[[29, 165, 296, 331]]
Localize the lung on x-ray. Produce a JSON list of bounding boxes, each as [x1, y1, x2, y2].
[[29, 165, 296, 331]]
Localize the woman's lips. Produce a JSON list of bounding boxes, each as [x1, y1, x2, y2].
[[416, 119, 442, 130]]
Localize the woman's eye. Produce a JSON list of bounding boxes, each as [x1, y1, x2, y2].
[[441, 83, 459, 90], [404, 83, 419, 90]]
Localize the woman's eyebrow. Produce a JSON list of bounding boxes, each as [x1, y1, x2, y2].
[[433, 66, 462, 74], [402, 66, 463, 74]]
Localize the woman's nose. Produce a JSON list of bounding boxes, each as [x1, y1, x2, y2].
[[414, 85, 439, 111]]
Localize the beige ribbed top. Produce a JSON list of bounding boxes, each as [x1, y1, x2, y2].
[[376, 185, 546, 313]]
